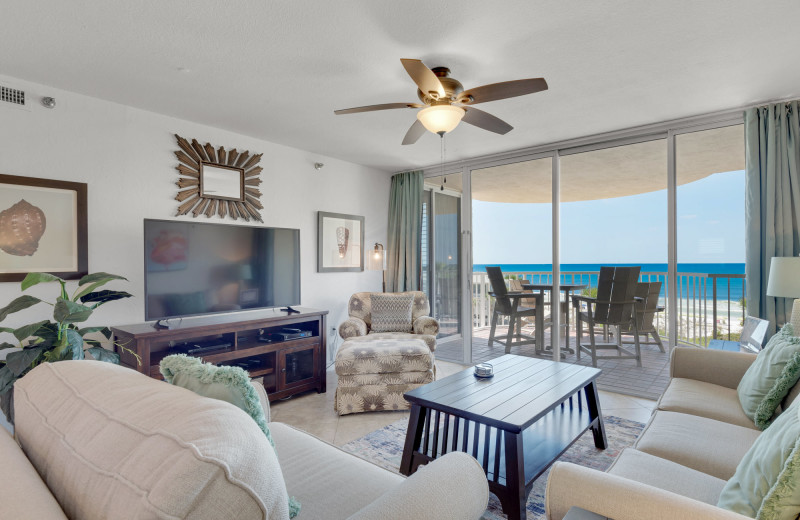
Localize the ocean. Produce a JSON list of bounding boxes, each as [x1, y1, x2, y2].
[[473, 263, 746, 301]]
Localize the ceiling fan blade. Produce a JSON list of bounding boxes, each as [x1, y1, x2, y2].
[[400, 59, 445, 99], [462, 107, 513, 135], [334, 102, 423, 115], [402, 119, 426, 145], [458, 78, 548, 105]]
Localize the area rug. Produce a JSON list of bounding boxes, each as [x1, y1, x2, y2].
[[341, 415, 644, 520]]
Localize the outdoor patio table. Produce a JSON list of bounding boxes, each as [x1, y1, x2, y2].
[[521, 283, 587, 354]]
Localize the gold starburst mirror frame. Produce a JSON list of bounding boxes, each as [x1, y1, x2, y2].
[[173, 134, 263, 222]]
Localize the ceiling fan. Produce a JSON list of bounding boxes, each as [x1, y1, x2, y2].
[[334, 58, 548, 145]]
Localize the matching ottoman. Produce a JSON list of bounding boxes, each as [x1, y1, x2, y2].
[[334, 336, 435, 415]]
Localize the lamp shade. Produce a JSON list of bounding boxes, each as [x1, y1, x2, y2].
[[767, 257, 800, 298], [416, 105, 465, 135], [367, 245, 386, 271]]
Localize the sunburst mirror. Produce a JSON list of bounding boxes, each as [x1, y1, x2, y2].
[[173, 134, 263, 222]]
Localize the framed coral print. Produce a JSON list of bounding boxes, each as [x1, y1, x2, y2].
[[317, 211, 364, 273], [0, 174, 88, 282]]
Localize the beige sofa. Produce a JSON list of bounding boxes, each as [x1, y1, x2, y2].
[[2, 361, 489, 519], [545, 347, 796, 520]]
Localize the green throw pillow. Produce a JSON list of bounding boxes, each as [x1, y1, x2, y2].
[[737, 324, 800, 430], [160, 354, 300, 518], [718, 398, 800, 519]]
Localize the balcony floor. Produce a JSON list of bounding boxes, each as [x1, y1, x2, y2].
[[435, 324, 671, 400]]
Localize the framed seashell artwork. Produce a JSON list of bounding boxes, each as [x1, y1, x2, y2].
[[317, 211, 364, 273], [0, 174, 88, 282], [173, 134, 263, 222]]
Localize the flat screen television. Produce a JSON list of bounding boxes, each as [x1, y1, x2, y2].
[[144, 219, 300, 321]]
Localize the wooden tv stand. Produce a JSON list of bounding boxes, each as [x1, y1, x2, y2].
[[111, 307, 328, 401]]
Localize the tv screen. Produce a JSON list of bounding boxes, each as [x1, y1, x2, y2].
[[144, 219, 300, 321]]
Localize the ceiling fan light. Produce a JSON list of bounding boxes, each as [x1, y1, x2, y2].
[[417, 105, 465, 135]]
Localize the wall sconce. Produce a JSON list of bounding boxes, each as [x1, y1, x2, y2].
[[367, 242, 387, 292]]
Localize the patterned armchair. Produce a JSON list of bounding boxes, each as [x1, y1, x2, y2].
[[334, 291, 439, 415], [339, 291, 439, 352]]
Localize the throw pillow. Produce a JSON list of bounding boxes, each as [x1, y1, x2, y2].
[[737, 324, 800, 429], [370, 293, 414, 333], [718, 398, 800, 519], [160, 354, 300, 518]]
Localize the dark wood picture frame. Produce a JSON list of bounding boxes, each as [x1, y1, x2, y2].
[[317, 211, 364, 273], [0, 174, 88, 282]]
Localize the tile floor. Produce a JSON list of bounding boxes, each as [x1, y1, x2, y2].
[[270, 360, 656, 447]]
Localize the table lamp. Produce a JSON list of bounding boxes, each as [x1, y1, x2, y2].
[[367, 243, 386, 292], [767, 256, 800, 332]]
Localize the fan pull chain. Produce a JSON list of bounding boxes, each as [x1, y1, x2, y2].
[[440, 134, 446, 191]]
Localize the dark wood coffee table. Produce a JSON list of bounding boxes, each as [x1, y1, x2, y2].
[[400, 354, 606, 520]]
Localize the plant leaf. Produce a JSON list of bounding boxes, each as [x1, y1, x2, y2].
[[73, 273, 128, 301], [77, 272, 127, 287], [0, 366, 14, 395], [80, 290, 132, 307], [54, 298, 93, 324], [87, 346, 119, 364], [13, 320, 50, 342], [30, 322, 59, 345], [0, 327, 15, 334], [64, 329, 84, 360], [0, 343, 18, 351], [5, 346, 45, 377], [0, 295, 43, 322], [20, 272, 64, 291], [78, 327, 111, 341]]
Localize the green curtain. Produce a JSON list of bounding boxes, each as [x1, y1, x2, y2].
[[745, 100, 800, 330], [386, 170, 423, 292]]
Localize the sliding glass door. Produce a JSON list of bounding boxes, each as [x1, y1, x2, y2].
[[468, 157, 553, 364], [675, 124, 745, 346], [422, 115, 745, 370], [422, 172, 465, 363]]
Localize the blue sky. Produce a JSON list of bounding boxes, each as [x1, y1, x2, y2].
[[472, 170, 745, 265]]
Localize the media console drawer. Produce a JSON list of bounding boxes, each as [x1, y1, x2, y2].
[[112, 307, 328, 401]]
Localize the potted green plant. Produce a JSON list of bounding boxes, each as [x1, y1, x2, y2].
[[0, 272, 137, 424]]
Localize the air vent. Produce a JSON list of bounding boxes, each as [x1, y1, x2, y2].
[[0, 85, 25, 106]]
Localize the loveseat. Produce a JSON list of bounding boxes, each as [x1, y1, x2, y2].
[[2, 360, 489, 519], [546, 347, 795, 519]]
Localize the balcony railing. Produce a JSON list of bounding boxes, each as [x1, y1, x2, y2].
[[472, 271, 745, 348]]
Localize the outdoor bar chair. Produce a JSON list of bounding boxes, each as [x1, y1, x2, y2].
[[486, 266, 539, 353], [619, 280, 666, 353], [573, 266, 643, 367]]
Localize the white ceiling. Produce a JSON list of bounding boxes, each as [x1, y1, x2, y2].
[[2, 0, 799, 172]]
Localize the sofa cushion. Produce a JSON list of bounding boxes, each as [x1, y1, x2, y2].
[[657, 377, 757, 429], [160, 354, 300, 517], [737, 324, 800, 429], [634, 411, 760, 480], [0, 429, 68, 519], [718, 399, 800, 519], [607, 448, 727, 505], [370, 293, 414, 333], [270, 422, 404, 519], [14, 361, 290, 520]]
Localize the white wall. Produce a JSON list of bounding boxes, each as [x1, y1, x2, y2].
[[0, 74, 391, 363]]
